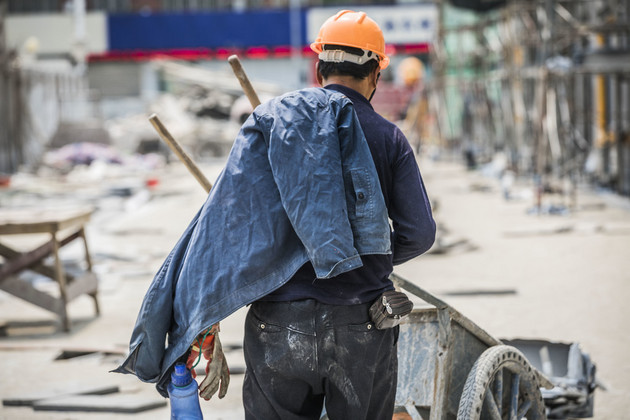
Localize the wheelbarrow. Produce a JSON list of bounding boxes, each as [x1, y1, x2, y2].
[[391, 273, 597, 420]]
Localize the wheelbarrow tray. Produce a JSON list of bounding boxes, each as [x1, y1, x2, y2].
[[391, 274, 553, 420], [396, 307, 492, 419]]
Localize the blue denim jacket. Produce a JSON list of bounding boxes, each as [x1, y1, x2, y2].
[[114, 88, 391, 396]]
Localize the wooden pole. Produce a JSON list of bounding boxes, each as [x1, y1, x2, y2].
[[228, 55, 261, 108], [148, 114, 213, 194], [148, 56, 262, 195]]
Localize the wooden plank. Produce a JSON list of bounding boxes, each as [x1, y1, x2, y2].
[[32, 394, 167, 413], [3, 386, 119, 407], [0, 208, 92, 235], [0, 319, 62, 336], [55, 211, 92, 232], [54, 347, 125, 360], [65, 271, 98, 302], [79, 227, 93, 270], [0, 275, 64, 315], [0, 231, 82, 281], [51, 231, 70, 331], [0, 342, 126, 355], [0, 239, 54, 281]]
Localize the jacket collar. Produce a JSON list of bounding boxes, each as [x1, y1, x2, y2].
[[324, 84, 374, 111]]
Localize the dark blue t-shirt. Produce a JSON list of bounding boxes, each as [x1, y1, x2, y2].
[[262, 84, 435, 305]]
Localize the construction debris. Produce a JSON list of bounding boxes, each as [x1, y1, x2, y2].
[[429, 236, 479, 255], [3, 384, 119, 407], [442, 288, 517, 297], [504, 224, 574, 237]]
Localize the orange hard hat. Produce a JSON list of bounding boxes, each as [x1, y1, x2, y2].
[[310, 10, 390, 70], [398, 56, 424, 87]]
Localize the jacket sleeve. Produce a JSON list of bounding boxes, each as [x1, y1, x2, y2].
[[389, 130, 436, 265], [113, 208, 202, 386]]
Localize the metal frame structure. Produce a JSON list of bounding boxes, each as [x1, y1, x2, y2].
[[424, 0, 630, 200]]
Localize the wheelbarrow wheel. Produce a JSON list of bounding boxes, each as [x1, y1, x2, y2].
[[457, 345, 546, 420]]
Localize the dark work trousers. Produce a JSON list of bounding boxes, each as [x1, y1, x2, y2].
[[242, 299, 399, 420]]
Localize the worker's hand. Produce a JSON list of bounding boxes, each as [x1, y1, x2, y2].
[[199, 332, 230, 400]]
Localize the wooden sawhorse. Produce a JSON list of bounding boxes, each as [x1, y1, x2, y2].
[[0, 208, 99, 332]]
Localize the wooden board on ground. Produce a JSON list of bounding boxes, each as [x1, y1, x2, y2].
[[2, 385, 119, 407], [32, 394, 166, 413]]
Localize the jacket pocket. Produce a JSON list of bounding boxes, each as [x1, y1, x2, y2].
[[348, 168, 374, 219]]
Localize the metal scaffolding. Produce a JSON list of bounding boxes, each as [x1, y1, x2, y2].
[[423, 0, 630, 200], [0, 0, 92, 174], [0, 0, 20, 175]]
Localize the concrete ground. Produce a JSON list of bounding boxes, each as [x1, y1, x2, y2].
[[0, 155, 628, 419]]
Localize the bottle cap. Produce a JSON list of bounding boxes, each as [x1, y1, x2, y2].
[[171, 363, 193, 387]]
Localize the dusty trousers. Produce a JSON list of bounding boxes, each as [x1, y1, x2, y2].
[[243, 299, 399, 420]]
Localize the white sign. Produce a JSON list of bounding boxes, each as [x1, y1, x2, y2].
[[6, 12, 108, 55], [307, 5, 438, 46]]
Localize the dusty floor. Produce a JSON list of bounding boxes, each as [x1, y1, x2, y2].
[[0, 155, 628, 419]]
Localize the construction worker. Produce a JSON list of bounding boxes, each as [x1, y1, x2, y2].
[[116, 10, 435, 420], [241, 10, 435, 419]]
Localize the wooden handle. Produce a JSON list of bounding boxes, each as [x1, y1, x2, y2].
[[149, 56, 260, 194], [228, 55, 261, 108], [148, 114, 213, 194]]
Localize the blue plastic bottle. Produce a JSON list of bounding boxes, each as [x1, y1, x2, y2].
[[168, 363, 204, 420]]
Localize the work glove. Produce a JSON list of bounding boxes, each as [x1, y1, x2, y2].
[[199, 332, 230, 400], [185, 323, 230, 400]]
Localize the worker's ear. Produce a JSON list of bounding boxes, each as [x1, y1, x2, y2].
[[368, 68, 380, 102], [368, 67, 380, 88], [315, 62, 324, 86]]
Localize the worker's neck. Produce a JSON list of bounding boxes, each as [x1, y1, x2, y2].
[[322, 75, 373, 101]]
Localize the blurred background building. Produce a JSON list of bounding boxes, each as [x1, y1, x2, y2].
[[1, 0, 629, 200]]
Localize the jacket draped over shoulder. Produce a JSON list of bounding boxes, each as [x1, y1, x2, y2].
[[114, 88, 391, 396]]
